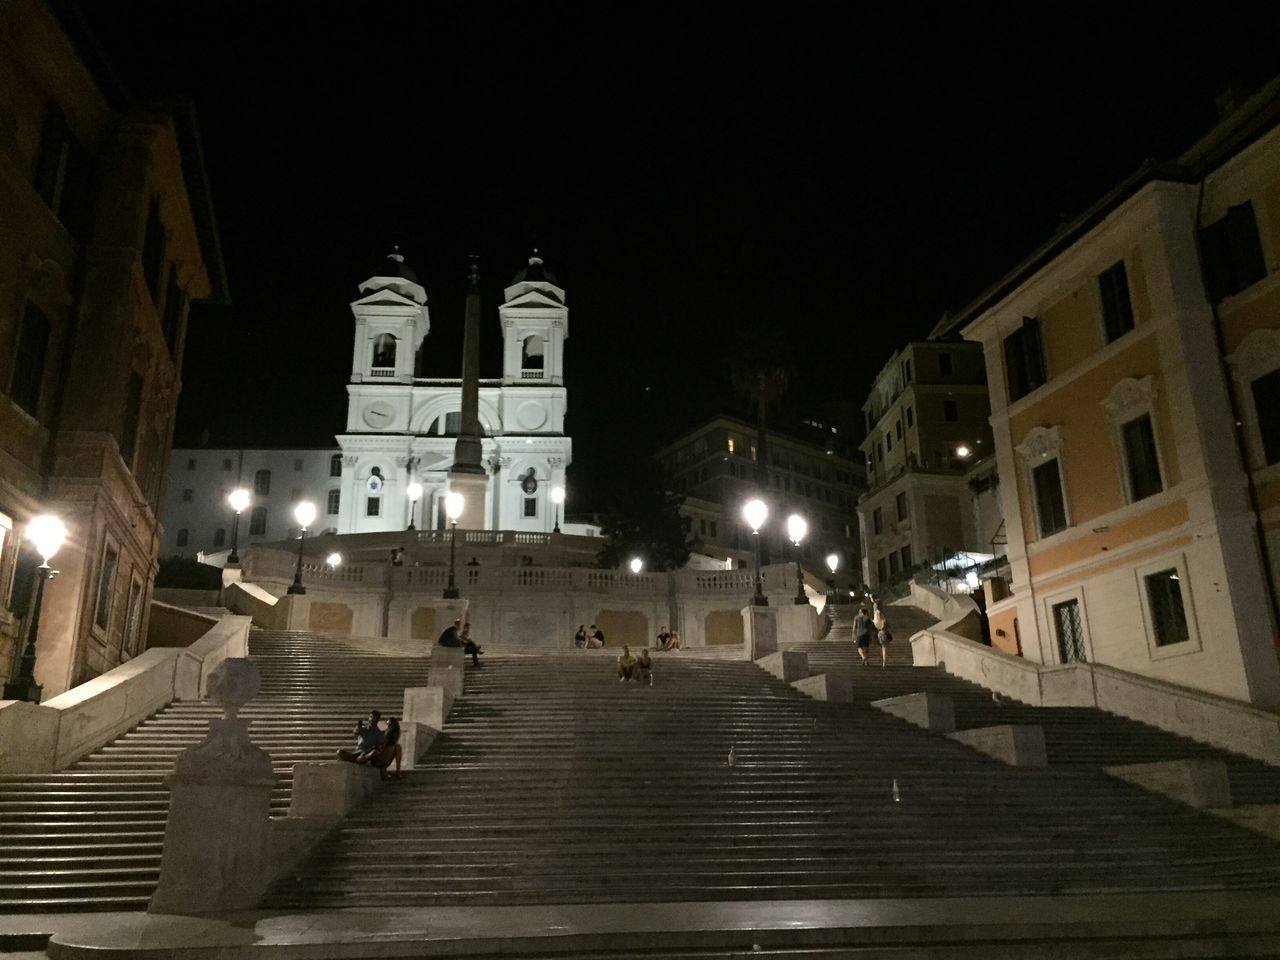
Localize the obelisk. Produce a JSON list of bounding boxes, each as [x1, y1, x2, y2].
[[448, 256, 489, 529]]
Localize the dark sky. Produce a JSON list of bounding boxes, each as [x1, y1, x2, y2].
[[80, 2, 1280, 512]]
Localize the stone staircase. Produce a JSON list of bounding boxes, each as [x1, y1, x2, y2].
[[0, 629, 429, 913], [269, 641, 1280, 908], [787, 604, 1280, 803]]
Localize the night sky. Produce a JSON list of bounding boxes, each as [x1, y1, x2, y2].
[[79, 2, 1280, 513]]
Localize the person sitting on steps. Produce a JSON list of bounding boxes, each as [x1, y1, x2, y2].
[[438, 618, 463, 647], [337, 709, 385, 764], [656, 625, 673, 650], [587, 624, 605, 648], [461, 621, 483, 667], [574, 624, 588, 648], [374, 717, 403, 780], [617, 644, 638, 681], [635, 648, 654, 685]]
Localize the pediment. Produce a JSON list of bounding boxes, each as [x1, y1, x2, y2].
[[501, 289, 565, 310], [350, 288, 422, 309]]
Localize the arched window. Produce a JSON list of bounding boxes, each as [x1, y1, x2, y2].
[[521, 334, 545, 373], [372, 333, 397, 370], [254, 469, 271, 495]]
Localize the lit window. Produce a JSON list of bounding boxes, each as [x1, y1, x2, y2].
[[727, 437, 735, 454]]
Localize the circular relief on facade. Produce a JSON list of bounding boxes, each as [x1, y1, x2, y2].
[[515, 400, 548, 431]]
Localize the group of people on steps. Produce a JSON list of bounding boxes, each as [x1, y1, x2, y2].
[[852, 595, 894, 667]]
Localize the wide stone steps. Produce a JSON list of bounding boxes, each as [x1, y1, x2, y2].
[[0, 628, 431, 913], [270, 650, 1280, 909]]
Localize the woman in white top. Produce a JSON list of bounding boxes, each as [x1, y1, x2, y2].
[[871, 598, 890, 668]]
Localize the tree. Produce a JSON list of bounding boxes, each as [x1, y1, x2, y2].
[[727, 321, 793, 562], [597, 466, 692, 572]]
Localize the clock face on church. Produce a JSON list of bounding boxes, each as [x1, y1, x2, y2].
[[362, 402, 395, 429]]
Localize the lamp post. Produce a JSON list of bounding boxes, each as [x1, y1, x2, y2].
[[287, 500, 317, 595], [406, 481, 423, 531], [326, 551, 342, 570], [826, 552, 840, 608], [786, 513, 808, 605], [443, 491, 464, 599], [226, 488, 250, 565], [550, 485, 565, 534], [3, 514, 68, 703], [629, 557, 643, 575], [742, 498, 768, 606]]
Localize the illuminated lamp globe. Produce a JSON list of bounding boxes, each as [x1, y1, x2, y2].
[[27, 515, 68, 563], [825, 553, 839, 574], [227, 488, 251, 514], [742, 498, 768, 533], [629, 557, 643, 574], [444, 492, 465, 523], [293, 500, 317, 530], [406, 481, 424, 503], [956, 445, 972, 459], [786, 513, 808, 545], [326, 552, 342, 568], [550, 485, 566, 506]]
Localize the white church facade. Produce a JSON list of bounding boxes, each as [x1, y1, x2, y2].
[[159, 252, 573, 557]]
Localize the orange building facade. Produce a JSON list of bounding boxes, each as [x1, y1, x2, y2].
[[962, 85, 1280, 706], [0, 0, 222, 697]]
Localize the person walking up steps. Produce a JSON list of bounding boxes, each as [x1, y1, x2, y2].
[[852, 604, 872, 666], [872, 598, 892, 669]]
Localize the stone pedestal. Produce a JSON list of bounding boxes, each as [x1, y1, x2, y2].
[[871, 692, 956, 733], [742, 606, 778, 660], [150, 659, 275, 915], [792, 674, 853, 702], [756, 650, 809, 683], [1105, 759, 1232, 809], [949, 724, 1047, 767], [774, 603, 819, 644], [402, 686, 454, 769], [429, 644, 467, 697], [289, 761, 381, 819]]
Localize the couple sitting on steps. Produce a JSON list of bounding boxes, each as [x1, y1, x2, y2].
[[337, 709, 403, 780], [438, 618, 483, 666], [617, 645, 653, 685]]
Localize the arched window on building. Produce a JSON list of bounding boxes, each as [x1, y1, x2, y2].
[[372, 334, 397, 371], [254, 469, 271, 495], [521, 334, 545, 376]]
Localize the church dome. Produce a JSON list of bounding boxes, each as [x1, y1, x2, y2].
[[366, 249, 418, 284], [512, 250, 557, 285]]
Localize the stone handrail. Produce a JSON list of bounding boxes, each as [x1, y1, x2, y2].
[[0, 611, 250, 773], [911, 619, 1280, 766]]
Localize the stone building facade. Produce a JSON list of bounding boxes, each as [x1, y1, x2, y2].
[[856, 339, 1001, 593], [959, 79, 1280, 705], [0, 0, 221, 697]]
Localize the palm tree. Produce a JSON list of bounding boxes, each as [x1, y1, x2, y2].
[[727, 322, 793, 563]]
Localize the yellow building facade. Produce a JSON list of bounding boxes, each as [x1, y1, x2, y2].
[[0, 0, 220, 697], [962, 85, 1280, 707]]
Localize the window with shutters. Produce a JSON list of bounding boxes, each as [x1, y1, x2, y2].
[[1121, 414, 1163, 502], [1145, 569, 1189, 647], [1032, 459, 1068, 537], [1098, 260, 1135, 342], [1250, 369, 1280, 466], [9, 301, 50, 417], [1003, 317, 1047, 402], [249, 507, 268, 535], [1199, 202, 1266, 303]]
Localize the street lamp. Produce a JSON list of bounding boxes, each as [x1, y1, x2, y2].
[[629, 557, 643, 575], [742, 498, 768, 606], [550, 485, 565, 534], [3, 514, 68, 703], [786, 513, 808, 605], [406, 481, 423, 531], [287, 500, 317, 595], [956, 444, 972, 460], [226, 488, 250, 565], [443, 491, 464, 599], [326, 551, 342, 569], [826, 552, 840, 608]]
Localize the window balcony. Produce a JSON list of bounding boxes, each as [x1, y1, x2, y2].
[[369, 367, 395, 378]]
